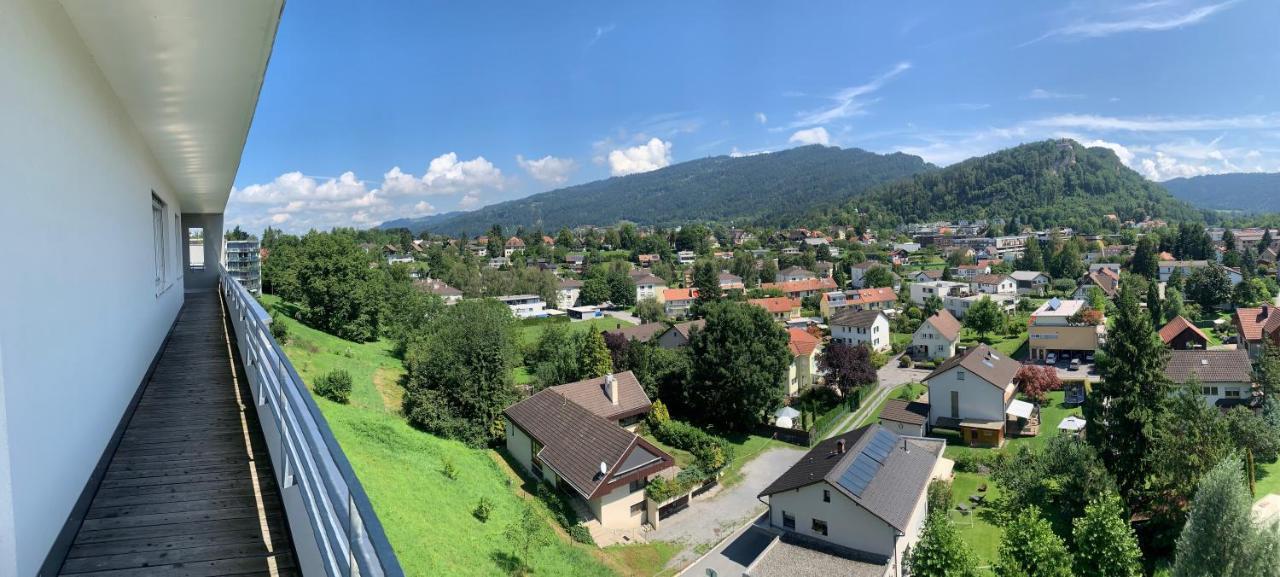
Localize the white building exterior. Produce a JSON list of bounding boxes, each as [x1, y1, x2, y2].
[[496, 295, 547, 319], [945, 293, 1016, 320], [830, 310, 891, 352], [909, 280, 969, 306]]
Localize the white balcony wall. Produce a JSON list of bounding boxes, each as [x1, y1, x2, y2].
[[0, 1, 186, 573]]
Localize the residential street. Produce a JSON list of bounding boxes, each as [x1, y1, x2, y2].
[[649, 445, 806, 568], [603, 308, 642, 325], [827, 354, 931, 436]]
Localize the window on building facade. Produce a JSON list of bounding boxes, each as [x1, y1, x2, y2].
[[152, 193, 167, 290], [782, 511, 795, 529], [811, 518, 828, 536]]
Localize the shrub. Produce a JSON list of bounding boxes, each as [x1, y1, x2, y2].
[[647, 399, 671, 430], [314, 369, 352, 404], [441, 456, 459, 480], [269, 311, 290, 344], [927, 479, 953, 514], [654, 420, 736, 472], [473, 496, 493, 522], [953, 450, 997, 474], [567, 524, 594, 544]]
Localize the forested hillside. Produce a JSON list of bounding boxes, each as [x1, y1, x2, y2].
[[382, 145, 934, 234], [1162, 172, 1280, 214], [848, 139, 1210, 231]]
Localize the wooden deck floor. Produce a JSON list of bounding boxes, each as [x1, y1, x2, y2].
[[60, 291, 298, 577]]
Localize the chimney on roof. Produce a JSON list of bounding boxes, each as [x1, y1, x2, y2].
[[836, 439, 846, 455], [606, 373, 618, 405], [1264, 304, 1271, 319]]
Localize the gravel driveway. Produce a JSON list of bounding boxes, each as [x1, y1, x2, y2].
[[649, 445, 806, 565]]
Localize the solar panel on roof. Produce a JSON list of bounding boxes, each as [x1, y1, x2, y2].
[[1047, 297, 1062, 311], [864, 429, 898, 463], [838, 453, 880, 496]]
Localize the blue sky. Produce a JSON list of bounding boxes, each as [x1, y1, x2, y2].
[[228, 0, 1280, 232]]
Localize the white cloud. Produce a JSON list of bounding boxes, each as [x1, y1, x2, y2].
[[516, 154, 577, 185], [1081, 139, 1135, 165], [588, 24, 616, 46], [608, 138, 673, 176], [789, 127, 831, 146], [1030, 1, 1237, 43], [1026, 88, 1085, 100], [226, 152, 508, 232], [730, 147, 772, 158], [788, 62, 911, 129], [422, 152, 504, 192], [755, 112, 768, 124]]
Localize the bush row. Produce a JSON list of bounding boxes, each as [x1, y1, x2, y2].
[[652, 420, 735, 471]]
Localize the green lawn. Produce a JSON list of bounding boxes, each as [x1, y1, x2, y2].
[[642, 430, 775, 488], [947, 472, 1002, 570], [856, 383, 926, 428], [258, 296, 672, 577], [518, 316, 634, 346]]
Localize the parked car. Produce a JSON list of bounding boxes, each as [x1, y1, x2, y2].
[[1046, 352, 1057, 365], [1069, 358, 1081, 371]]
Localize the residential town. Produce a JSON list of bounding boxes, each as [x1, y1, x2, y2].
[[13, 3, 1280, 577]]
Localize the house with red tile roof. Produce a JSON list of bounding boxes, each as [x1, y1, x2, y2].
[[786, 328, 823, 396], [661, 287, 697, 318], [749, 297, 802, 322], [1159, 316, 1209, 350], [761, 277, 839, 299], [1234, 305, 1280, 359]]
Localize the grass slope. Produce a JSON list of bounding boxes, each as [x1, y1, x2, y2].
[[259, 296, 658, 577]]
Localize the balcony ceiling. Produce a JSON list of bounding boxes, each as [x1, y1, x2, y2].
[[60, 0, 283, 213]]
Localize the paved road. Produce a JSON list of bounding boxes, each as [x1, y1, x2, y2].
[[650, 445, 806, 567], [603, 308, 641, 325], [677, 518, 774, 577], [827, 354, 931, 437]]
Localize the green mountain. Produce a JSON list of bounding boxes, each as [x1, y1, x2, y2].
[[1161, 172, 1280, 214], [381, 145, 935, 234], [848, 139, 1209, 230]]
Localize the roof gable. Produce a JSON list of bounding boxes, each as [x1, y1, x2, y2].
[[923, 344, 1020, 390]]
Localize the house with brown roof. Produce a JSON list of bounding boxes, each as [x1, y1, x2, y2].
[[761, 277, 840, 299], [830, 309, 890, 353], [412, 278, 463, 305], [911, 310, 962, 361], [658, 320, 705, 349], [556, 278, 583, 310], [1159, 316, 1209, 350], [631, 272, 667, 303], [718, 272, 745, 292], [1074, 267, 1120, 300], [754, 425, 948, 577], [777, 266, 818, 283], [786, 328, 823, 396], [922, 344, 1031, 447], [603, 323, 669, 344], [503, 236, 526, 257], [878, 399, 930, 437], [750, 297, 802, 322], [1164, 349, 1258, 410], [911, 269, 944, 283], [1234, 305, 1280, 359], [503, 372, 673, 531], [971, 274, 1016, 296]]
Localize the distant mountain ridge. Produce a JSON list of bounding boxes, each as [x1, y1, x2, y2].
[[848, 139, 1209, 229], [381, 145, 936, 235], [1161, 172, 1280, 214]]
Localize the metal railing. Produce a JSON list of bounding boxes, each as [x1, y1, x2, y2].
[[219, 264, 404, 577]]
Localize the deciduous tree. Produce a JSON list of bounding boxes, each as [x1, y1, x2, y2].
[[1173, 455, 1280, 577], [907, 513, 980, 577], [686, 301, 791, 431], [963, 296, 1004, 342], [995, 506, 1073, 577], [1016, 364, 1061, 404], [819, 342, 878, 399], [1072, 493, 1142, 577]]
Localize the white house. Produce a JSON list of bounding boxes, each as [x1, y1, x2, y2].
[[632, 272, 667, 302], [1010, 271, 1051, 296], [777, 266, 817, 283], [756, 426, 947, 577], [945, 293, 1016, 320], [909, 280, 970, 306], [496, 294, 547, 319], [971, 274, 1016, 296], [1159, 260, 1244, 286], [1164, 349, 1258, 409], [912, 310, 962, 361], [922, 345, 1027, 447], [676, 250, 696, 265], [830, 309, 891, 352], [557, 278, 582, 310]]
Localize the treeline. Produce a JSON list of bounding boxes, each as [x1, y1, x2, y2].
[[846, 139, 1212, 234], [382, 144, 935, 235]]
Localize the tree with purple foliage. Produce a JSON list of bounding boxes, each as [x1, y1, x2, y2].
[[819, 341, 878, 398], [602, 330, 631, 372]]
